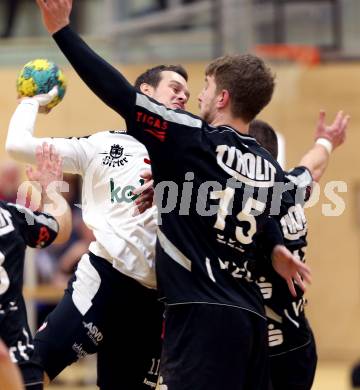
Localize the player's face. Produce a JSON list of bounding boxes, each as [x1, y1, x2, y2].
[[152, 71, 190, 110], [198, 75, 218, 123]]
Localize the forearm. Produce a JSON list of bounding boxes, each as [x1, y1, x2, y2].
[[6, 99, 40, 164], [40, 191, 72, 245], [298, 144, 329, 182], [0, 341, 24, 390], [262, 217, 284, 256], [7, 100, 86, 174], [53, 26, 135, 119]]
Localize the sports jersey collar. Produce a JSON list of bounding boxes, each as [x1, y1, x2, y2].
[[220, 125, 255, 141]]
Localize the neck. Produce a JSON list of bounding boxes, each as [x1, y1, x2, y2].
[[210, 112, 249, 134]]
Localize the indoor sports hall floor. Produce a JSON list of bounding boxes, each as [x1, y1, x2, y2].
[[46, 361, 353, 390]]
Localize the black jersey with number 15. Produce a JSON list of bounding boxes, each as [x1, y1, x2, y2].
[[52, 27, 287, 319], [127, 95, 287, 318]]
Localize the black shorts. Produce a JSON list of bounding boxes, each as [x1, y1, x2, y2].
[[31, 252, 163, 390], [159, 303, 271, 390], [270, 331, 317, 390], [0, 296, 43, 387]]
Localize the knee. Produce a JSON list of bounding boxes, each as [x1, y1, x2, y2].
[[0, 341, 10, 361]]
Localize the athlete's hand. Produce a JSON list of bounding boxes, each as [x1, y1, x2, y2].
[[36, 0, 72, 34], [133, 169, 154, 215], [32, 86, 58, 107], [26, 142, 63, 193], [271, 245, 312, 297], [314, 110, 349, 150], [19, 86, 58, 114]]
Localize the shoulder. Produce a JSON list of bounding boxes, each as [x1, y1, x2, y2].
[[135, 93, 203, 130]]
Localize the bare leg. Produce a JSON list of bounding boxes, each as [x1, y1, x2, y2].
[[0, 339, 24, 390]]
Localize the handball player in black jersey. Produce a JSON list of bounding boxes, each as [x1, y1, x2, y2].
[[250, 111, 348, 390], [0, 142, 72, 389]]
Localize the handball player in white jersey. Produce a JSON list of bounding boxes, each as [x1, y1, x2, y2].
[[6, 64, 190, 390]]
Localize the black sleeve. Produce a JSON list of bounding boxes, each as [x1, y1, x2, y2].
[[7, 204, 59, 248], [286, 166, 313, 203], [53, 26, 136, 122], [260, 217, 284, 255], [52, 25, 207, 178], [52, 26, 203, 164]]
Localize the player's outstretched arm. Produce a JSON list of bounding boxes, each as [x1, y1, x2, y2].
[[271, 245, 312, 297], [7, 89, 92, 174], [0, 340, 24, 390], [26, 142, 72, 244], [36, 0, 135, 121], [299, 110, 349, 182], [6, 88, 57, 165]]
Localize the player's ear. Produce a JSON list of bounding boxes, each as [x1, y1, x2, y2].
[[217, 89, 230, 109], [139, 83, 155, 97]]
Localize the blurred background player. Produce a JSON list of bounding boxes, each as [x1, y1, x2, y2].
[[0, 141, 72, 389], [0, 160, 22, 203], [249, 110, 348, 390], [6, 64, 190, 390]]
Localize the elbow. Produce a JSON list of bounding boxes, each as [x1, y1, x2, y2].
[[53, 209, 72, 245], [54, 229, 71, 245], [5, 137, 23, 160], [5, 137, 17, 155]]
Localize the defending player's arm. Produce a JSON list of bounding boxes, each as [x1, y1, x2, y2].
[[6, 97, 94, 174], [258, 217, 311, 297], [24, 142, 72, 245], [37, 0, 135, 120], [299, 110, 349, 182], [36, 0, 200, 163]]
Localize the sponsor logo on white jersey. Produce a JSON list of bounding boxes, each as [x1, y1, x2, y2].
[[99, 144, 132, 167], [110, 178, 145, 203]]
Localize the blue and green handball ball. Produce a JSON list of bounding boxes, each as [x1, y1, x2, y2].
[[16, 59, 66, 110]]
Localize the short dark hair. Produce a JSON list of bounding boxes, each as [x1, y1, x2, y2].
[[205, 54, 275, 123], [134, 65, 188, 90], [249, 119, 278, 160]]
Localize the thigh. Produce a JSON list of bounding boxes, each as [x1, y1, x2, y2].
[[32, 253, 108, 380], [97, 284, 163, 390], [160, 304, 271, 390], [270, 335, 317, 390]]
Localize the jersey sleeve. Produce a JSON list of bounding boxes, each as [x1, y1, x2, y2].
[[52, 26, 204, 170], [6, 99, 96, 174], [53, 26, 136, 122], [7, 203, 59, 248], [127, 92, 204, 162], [286, 166, 313, 203], [262, 217, 284, 252]]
